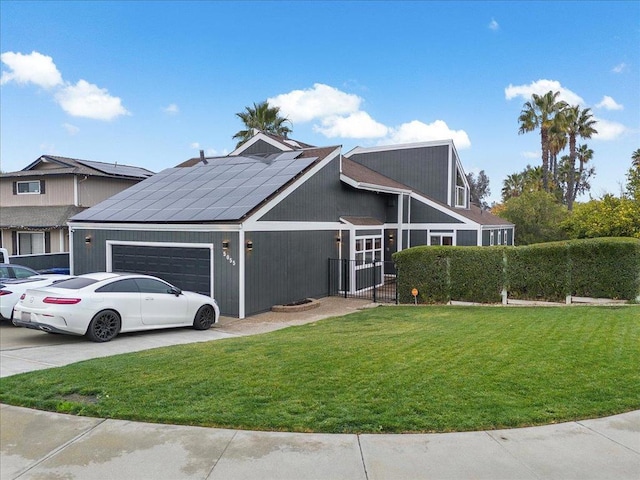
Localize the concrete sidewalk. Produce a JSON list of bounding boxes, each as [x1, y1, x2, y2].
[[2, 297, 639, 479], [2, 405, 638, 480]]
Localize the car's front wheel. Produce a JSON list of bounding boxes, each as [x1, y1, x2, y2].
[[86, 310, 121, 342], [193, 305, 215, 330]]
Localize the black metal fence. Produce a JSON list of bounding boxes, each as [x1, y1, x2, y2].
[[328, 258, 397, 303]]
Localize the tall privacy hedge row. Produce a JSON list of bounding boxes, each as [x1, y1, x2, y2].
[[393, 237, 640, 304]]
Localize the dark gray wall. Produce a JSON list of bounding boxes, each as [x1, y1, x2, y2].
[[349, 145, 450, 203], [244, 230, 339, 315], [409, 199, 463, 224], [71, 229, 241, 316], [241, 140, 283, 155], [456, 230, 478, 246], [260, 156, 390, 222]]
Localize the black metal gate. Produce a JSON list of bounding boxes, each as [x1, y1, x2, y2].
[[328, 259, 397, 303]]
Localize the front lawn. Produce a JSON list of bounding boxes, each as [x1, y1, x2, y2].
[[1, 306, 638, 433]]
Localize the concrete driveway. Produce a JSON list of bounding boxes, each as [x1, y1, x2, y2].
[[1, 298, 639, 479]]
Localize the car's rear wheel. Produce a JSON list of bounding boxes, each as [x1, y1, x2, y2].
[[193, 305, 215, 330], [86, 310, 121, 342]]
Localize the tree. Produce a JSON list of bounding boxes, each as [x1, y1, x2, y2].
[[495, 191, 569, 245], [626, 150, 640, 201], [557, 145, 595, 205], [559, 106, 597, 210], [547, 124, 567, 187], [466, 170, 491, 209], [518, 91, 567, 192], [632, 148, 640, 170], [501, 165, 544, 202], [562, 195, 640, 239], [233, 101, 292, 148]]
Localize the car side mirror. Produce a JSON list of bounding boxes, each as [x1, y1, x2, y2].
[[170, 287, 182, 296]]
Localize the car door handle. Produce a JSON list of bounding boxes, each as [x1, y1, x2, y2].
[[144, 297, 154, 301]]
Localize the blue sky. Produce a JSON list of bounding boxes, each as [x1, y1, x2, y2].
[[1, 1, 638, 204]]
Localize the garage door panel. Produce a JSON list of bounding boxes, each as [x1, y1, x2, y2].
[[112, 245, 211, 296]]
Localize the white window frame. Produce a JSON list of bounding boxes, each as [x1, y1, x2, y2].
[[455, 185, 466, 208], [490, 230, 495, 246], [17, 180, 41, 195], [429, 233, 454, 246], [17, 231, 45, 255], [354, 234, 383, 267]]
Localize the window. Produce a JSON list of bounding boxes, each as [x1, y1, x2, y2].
[[490, 231, 495, 246], [430, 235, 453, 246], [497, 230, 502, 245], [17, 181, 41, 195], [135, 278, 173, 294], [503, 230, 509, 245], [455, 170, 467, 208], [97, 279, 140, 293], [355, 236, 382, 266], [17, 232, 45, 255]]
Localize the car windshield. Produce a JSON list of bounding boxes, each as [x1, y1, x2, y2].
[[49, 277, 98, 289]]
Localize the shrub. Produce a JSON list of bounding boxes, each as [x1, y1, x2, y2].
[[393, 238, 640, 303]]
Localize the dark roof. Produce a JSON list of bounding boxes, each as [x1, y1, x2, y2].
[[341, 158, 512, 227], [71, 148, 337, 224], [0, 206, 88, 228], [1, 155, 154, 180], [341, 158, 410, 191]]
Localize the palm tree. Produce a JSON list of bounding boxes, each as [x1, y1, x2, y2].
[[518, 91, 567, 192], [547, 123, 567, 187], [573, 144, 594, 202], [501, 172, 525, 201], [632, 149, 640, 170], [562, 106, 597, 210], [233, 101, 292, 148]]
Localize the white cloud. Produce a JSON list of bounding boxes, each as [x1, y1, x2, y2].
[[190, 142, 201, 149], [164, 103, 179, 114], [612, 63, 627, 73], [522, 151, 540, 159], [55, 80, 129, 120], [1, 51, 63, 88], [314, 111, 388, 138], [62, 123, 79, 135], [384, 120, 471, 149], [595, 95, 623, 111], [505, 79, 584, 106], [268, 83, 362, 123], [488, 18, 499, 31], [592, 117, 627, 140]]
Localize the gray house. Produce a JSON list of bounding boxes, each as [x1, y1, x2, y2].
[[69, 132, 513, 318]]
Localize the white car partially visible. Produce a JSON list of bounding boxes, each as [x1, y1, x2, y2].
[[0, 275, 72, 320], [12, 272, 220, 342]]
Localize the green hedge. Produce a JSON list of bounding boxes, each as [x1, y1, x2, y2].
[[393, 238, 640, 304]]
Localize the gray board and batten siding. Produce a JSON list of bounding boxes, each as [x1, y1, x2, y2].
[[347, 145, 451, 204], [244, 230, 339, 315], [259, 155, 392, 223], [71, 229, 241, 317]]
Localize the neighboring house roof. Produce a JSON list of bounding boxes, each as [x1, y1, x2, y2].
[[71, 147, 336, 224], [1, 155, 154, 180], [341, 158, 512, 227], [0, 206, 88, 229]]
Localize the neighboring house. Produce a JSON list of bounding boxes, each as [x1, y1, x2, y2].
[[69, 132, 514, 318], [0, 156, 154, 257]]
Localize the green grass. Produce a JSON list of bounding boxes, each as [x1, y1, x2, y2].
[[1, 306, 638, 433]]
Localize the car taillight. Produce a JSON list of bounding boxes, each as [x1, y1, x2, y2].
[[0, 290, 12, 296], [20, 293, 26, 300], [43, 297, 81, 305]]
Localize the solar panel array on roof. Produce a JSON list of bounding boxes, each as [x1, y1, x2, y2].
[[71, 152, 316, 223], [75, 159, 154, 178]]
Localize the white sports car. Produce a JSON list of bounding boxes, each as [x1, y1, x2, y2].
[[12, 272, 220, 342], [0, 273, 72, 320]]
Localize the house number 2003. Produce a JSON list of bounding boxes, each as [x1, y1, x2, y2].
[[222, 251, 236, 266]]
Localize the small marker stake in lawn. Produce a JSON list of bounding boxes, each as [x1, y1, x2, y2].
[[412, 288, 418, 305]]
